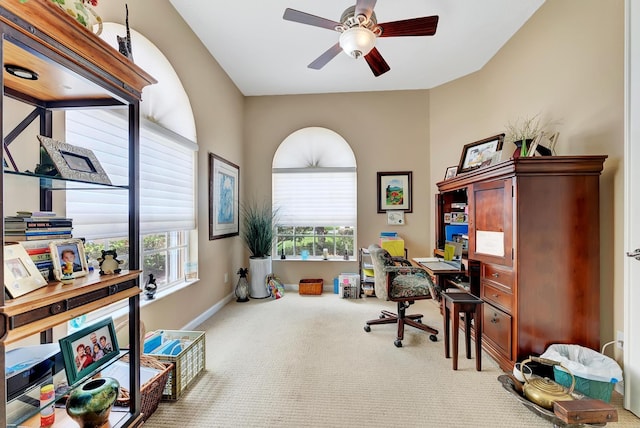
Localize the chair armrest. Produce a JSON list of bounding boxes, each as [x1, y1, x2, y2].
[[391, 256, 413, 267], [383, 266, 429, 276]]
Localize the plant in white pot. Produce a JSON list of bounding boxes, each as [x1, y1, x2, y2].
[[240, 199, 278, 299]]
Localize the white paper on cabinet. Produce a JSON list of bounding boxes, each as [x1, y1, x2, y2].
[[475, 231, 504, 256]]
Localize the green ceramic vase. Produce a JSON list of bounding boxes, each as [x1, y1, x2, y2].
[[66, 377, 119, 428]]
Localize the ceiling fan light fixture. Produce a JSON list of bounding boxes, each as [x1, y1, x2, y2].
[[339, 27, 375, 59]]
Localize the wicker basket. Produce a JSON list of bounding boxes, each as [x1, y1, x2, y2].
[[116, 355, 173, 421], [114, 320, 172, 420], [299, 278, 323, 295]]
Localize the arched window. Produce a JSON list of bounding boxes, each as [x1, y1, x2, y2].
[[272, 127, 357, 258]]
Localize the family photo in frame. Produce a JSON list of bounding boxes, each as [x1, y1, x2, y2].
[[59, 317, 120, 385]]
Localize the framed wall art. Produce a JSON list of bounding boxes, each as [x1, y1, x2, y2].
[[3, 243, 48, 299], [37, 135, 112, 185], [59, 317, 120, 385], [377, 171, 412, 213], [49, 238, 89, 281], [457, 134, 504, 174], [209, 153, 239, 240]]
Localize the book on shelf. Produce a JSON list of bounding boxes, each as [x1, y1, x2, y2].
[[6, 227, 73, 235], [4, 219, 74, 230], [15, 210, 59, 217], [7, 233, 73, 241], [29, 252, 52, 263]]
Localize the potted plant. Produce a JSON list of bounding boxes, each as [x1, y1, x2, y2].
[[505, 113, 554, 157], [240, 199, 278, 298]]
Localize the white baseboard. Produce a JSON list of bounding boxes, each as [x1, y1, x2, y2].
[[182, 292, 234, 330]]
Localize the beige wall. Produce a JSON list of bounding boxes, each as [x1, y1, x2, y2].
[[429, 0, 624, 361], [95, 1, 246, 331], [244, 91, 430, 285]]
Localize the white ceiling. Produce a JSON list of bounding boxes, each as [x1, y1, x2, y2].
[[169, 0, 545, 96]]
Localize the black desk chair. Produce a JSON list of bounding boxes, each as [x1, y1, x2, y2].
[[364, 244, 439, 347]]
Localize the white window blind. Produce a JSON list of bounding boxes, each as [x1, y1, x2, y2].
[[272, 168, 356, 227], [65, 109, 197, 239]]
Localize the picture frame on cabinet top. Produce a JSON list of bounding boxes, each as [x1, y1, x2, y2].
[[457, 134, 504, 174]]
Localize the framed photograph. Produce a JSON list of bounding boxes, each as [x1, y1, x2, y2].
[[37, 135, 112, 185], [59, 317, 120, 385], [387, 210, 405, 225], [377, 171, 412, 213], [457, 134, 505, 174], [209, 153, 239, 240], [444, 166, 458, 180], [49, 239, 89, 281], [3, 244, 48, 299]]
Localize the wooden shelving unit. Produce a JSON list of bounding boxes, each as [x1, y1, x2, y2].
[[1, 1, 156, 426]]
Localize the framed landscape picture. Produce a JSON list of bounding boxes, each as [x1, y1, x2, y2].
[[377, 171, 412, 213], [209, 153, 239, 240]]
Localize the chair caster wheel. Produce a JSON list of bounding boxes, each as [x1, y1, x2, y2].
[[394, 340, 402, 348], [429, 334, 438, 342], [379, 314, 385, 319], [417, 318, 423, 323], [364, 325, 371, 332]]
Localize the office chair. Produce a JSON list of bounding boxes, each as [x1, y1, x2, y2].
[[364, 244, 439, 347]]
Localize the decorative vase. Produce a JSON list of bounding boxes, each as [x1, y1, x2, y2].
[[66, 377, 119, 428], [235, 268, 250, 302], [248, 256, 272, 299], [512, 139, 532, 158], [50, 0, 103, 35]]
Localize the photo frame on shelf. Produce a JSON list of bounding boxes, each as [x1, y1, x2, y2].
[[209, 153, 239, 240], [3, 243, 48, 299], [457, 134, 505, 174], [49, 239, 89, 281], [377, 171, 412, 213], [444, 166, 458, 180], [59, 317, 120, 385], [37, 135, 112, 185]]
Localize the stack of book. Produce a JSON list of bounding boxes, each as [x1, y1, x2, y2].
[[5, 211, 73, 241]]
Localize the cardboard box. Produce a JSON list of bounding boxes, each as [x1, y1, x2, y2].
[[338, 273, 360, 299]]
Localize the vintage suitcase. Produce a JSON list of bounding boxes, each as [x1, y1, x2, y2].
[[553, 399, 618, 425]]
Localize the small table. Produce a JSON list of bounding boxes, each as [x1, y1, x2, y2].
[[442, 291, 483, 371]]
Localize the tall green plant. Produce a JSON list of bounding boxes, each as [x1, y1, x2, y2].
[[241, 199, 278, 258]]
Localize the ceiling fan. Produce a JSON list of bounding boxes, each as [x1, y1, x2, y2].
[[283, 0, 439, 77]]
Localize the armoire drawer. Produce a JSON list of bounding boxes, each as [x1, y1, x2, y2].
[[482, 304, 512, 360], [482, 263, 514, 291], [481, 282, 513, 313]]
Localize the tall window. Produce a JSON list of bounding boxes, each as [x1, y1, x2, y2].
[[65, 109, 197, 292], [272, 127, 357, 258]]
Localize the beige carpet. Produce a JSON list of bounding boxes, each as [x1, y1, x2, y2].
[[144, 292, 639, 427]]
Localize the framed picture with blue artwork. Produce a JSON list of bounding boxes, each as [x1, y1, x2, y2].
[[377, 171, 412, 213], [209, 153, 239, 240]]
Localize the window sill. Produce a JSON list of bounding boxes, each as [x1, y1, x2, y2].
[[73, 278, 201, 331]]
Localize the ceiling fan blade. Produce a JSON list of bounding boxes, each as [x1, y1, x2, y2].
[[364, 47, 390, 77], [354, 0, 377, 21], [283, 8, 341, 31], [308, 43, 343, 70], [378, 15, 439, 37]]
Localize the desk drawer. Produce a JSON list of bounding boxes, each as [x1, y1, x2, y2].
[[481, 282, 513, 313], [482, 304, 512, 360], [482, 263, 514, 291]]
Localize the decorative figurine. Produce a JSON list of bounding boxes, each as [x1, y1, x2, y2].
[[235, 268, 250, 302], [144, 273, 157, 300], [97, 250, 124, 275], [117, 4, 133, 60], [61, 260, 74, 284]]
